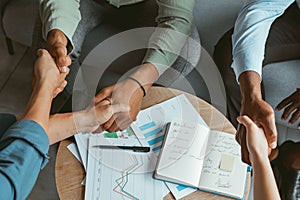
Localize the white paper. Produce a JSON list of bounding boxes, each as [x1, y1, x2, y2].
[[156, 122, 210, 187], [199, 131, 248, 199], [85, 136, 169, 200], [76, 94, 207, 198], [67, 143, 82, 164], [75, 128, 141, 171]]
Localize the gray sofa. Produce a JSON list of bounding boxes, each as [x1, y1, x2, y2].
[[1, 0, 38, 53]]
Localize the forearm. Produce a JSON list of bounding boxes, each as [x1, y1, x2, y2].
[[239, 71, 262, 103], [48, 113, 76, 144], [22, 84, 53, 131], [252, 156, 280, 200], [143, 0, 195, 76], [48, 110, 100, 144], [232, 0, 293, 80], [39, 0, 81, 49]]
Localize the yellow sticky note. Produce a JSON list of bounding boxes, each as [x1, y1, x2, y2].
[[219, 154, 235, 172]]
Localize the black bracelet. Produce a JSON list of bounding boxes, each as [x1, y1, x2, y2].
[[128, 77, 146, 97]]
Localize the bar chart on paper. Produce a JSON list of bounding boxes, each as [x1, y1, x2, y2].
[[138, 121, 165, 153], [129, 95, 207, 199], [131, 95, 208, 155]]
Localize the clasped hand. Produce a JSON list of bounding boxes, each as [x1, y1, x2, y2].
[[237, 98, 278, 165], [92, 78, 145, 132], [34, 49, 69, 96]]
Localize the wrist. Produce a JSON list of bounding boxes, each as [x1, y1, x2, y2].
[[46, 29, 68, 47], [33, 82, 54, 99], [239, 71, 262, 102], [127, 77, 146, 97], [73, 110, 98, 133], [250, 153, 269, 167], [129, 63, 158, 92]]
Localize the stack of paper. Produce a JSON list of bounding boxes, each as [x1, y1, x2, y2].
[[69, 94, 209, 199]]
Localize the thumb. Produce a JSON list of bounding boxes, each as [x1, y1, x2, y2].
[[261, 117, 278, 149], [111, 103, 130, 114], [36, 49, 50, 57], [237, 115, 255, 129], [94, 87, 113, 104]]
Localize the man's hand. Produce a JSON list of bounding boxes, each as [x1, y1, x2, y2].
[[93, 79, 144, 132], [45, 29, 71, 72], [276, 88, 300, 128], [238, 98, 277, 164], [93, 63, 158, 132], [79, 99, 130, 133], [237, 71, 277, 165], [34, 49, 69, 96], [237, 115, 269, 164]]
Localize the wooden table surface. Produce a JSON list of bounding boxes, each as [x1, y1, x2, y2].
[[55, 86, 250, 200]]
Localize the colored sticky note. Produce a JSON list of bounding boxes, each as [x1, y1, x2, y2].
[[220, 154, 235, 172]]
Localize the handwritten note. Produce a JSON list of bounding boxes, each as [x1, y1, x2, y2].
[[198, 131, 247, 198], [154, 121, 248, 199], [156, 121, 210, 186]]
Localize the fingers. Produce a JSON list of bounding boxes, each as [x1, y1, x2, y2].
[[281, 104, 296, 120], [37, 49, 51, 58], [276, 96, 292, 111], [57, 55, 71, 73], [50, 46, 70, 67], [236, 125, 251, 165], [268, 148, 279, 162], [102, 105, 130, 132], [103, 116, 115, 130], [237, 115, 255, 129], [261, 116, 277, 149], [53, 80, 68, 98], [93, 125, 104, 133], [111, 103, 130, 114], [94, 87, 113, 104], [107, 122, 119, 132], [289, 109, 300, 124], [37, 48, 70, 74]]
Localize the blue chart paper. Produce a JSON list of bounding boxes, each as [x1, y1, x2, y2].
[[130, 94, 206, 199], [139, 122, 164, 152]]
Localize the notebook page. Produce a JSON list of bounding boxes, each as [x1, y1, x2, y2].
[[198, 131, 247, 198], [156, 121, 210, 187]]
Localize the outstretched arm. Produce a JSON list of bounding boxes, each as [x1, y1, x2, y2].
[[47, 100, 129, 144], [237, 116, 280, 200], [96, 0, 195, 133], [0, 49, 68, 199], [232, 0, 294, 164]]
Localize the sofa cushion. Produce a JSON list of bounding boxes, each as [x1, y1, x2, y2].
[[2, 0, 38, 46], [263, 59, 300, 130]]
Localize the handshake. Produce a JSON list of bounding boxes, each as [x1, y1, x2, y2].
[[32, 49, 129, 144]]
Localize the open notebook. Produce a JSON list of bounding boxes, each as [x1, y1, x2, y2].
[[154, 120, 248, 199]]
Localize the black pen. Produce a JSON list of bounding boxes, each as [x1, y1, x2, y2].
[[93, 145, 150, 153]]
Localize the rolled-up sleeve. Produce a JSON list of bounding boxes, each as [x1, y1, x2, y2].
[[39, 0, 81, 51], [231, 0, 294, 82], [0, 119, 49, 200], [143, 0, 195, 76]]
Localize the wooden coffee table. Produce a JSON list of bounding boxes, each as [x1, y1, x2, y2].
[[55, 86, 250, 200]]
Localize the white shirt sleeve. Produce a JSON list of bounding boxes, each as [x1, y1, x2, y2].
[[231, 0, 295, 82]]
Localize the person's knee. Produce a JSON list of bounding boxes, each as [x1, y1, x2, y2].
[[213, 29, 234, 73]]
